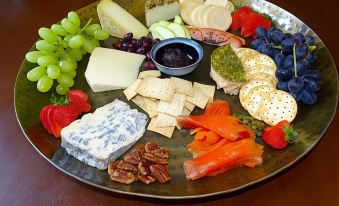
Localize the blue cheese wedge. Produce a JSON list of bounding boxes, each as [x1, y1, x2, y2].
[[85, 47, 145, 92], [60, 99, 148, 170]]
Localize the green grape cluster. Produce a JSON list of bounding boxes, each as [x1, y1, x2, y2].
[[25, 11, 109, 95]]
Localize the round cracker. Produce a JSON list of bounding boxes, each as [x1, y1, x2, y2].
[[247, 72, 278, 86], [239, 79, 274, 109], [243, 53, 276, 69], [234, 48, 259, 63], [244, 85, 276, 120], [258, 90, 298, 126], [246, 63, 277, 78]]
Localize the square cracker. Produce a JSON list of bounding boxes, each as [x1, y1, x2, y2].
[[136, 77, 175, 102], [186, 87, 210, 109], [184, 100, 195, 112], [170, 77, 194, 97], [123, 79, 142, 100], [131, 95, 147, 112], [155, 113, 177, 127], [138, 70, 161, 79], [176, 107, 191, 129], [157, 93, 186, 116], [147, 117, 175, 138], [193, 82, 215, 102], [143, 97, 159, 118]]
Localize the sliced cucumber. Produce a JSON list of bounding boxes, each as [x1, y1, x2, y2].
[[182, 25, 191, 39], [166, 23, 186, 38], [174, 15, 184, 25], [153, 26, 176, 39], [149, 20, 170, 31], [226, 1, 235, 12], [151, 30, 164, 40]]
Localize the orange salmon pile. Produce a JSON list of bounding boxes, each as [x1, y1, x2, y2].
[[176, 100, 263, 180]]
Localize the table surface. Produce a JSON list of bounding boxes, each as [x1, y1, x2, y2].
[[1, 0, 338, 205]]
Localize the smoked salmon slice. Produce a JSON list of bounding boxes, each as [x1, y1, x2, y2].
[[204, 100, 231, 115], [183, 138, 263, 180], [177, 115, 255, 141]]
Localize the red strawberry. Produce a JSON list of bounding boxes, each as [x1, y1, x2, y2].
[[68, 90, 91, 115], [39, 105, 54, 134], [48, 105, 78, 138], [241, 12, 262, 37], [68, 90, 89, 102], [262, 121, 297, 150], [230, 6, 252, 31]]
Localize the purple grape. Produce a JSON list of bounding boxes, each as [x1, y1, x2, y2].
[[302, 70, 321, 81], [276, 68, 292, 81], [136, 46, 147, 55], [255, 27, 268, 39], [142, 42, 152, 50], [261, 44, 274, 57], [296, 60, 309, 75], [288, 76, 305, 93], [154, 38, 161, 43], [283, 55, 294, 68], [301, 90, 317, 105], [303, 35, 315, 45], [274, 53, 285, 67], [276, 81, 289, 92], [281, 38, 295, 51], [123, 33, 133, 42], [146, 50, 151, 60], [267, 27, 278, 42], [305, 52, 317, 64], [296, 44, 308, 60], [140, 36, 146, 43], [285, 33, 293, 39], [289, 91, 302, 102], [292, 32, 304, 44], [131, 39, 138, 46], [303, 77, 320, 92], [251, 39, 265, 50], [127, 46, 136, 53], [271, 29, 285, 45], [144, 60, 156, 70]]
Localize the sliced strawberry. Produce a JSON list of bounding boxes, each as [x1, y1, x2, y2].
[[67, 90, 91, 115], [241, 12, 261, 37], [68, 90, 89, 102], [262, 128, 288, 149], [230, 6, 252, 31], [47, 105, 78, 138], [39, 105, 54, 134]]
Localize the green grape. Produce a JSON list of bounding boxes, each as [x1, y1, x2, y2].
[[51, 24, 68, 36], [38, 27, 58, 43], [85, 24, 101, 36], [59, 59, 77, 73], [59, 53, 71, 61], [47, 65, 61, 79], [56, 84, 70, 95], [68, 35, 84, 49], [27, 66, 47, 81], [36, 40, 56, 52], [61, 18, 77, 35], [93, 30, 109, 40], [82, 37, 96, 53], [68, 48, 82, 61], [37, 75, 53, 92], [67, 11, 81, 27], [80, 47, 87, 55], [67, 70, 77, 78], [91, 38, 100, 47], [61, 40, 69, 48], [37, 55, 56, 67], [25, 51, 47, 63], [64, 34, 75, 42], [57, 73, 74, 87]]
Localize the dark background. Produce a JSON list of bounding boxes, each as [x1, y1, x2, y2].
[[0, 0, 338, 205]]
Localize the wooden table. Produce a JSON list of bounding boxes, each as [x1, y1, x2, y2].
[[1, 0, 338, 205]]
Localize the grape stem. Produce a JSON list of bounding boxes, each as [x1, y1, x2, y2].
[[293, 44, 297, 77], [273, 45, 283, 50], [78, 18, 92, 35]]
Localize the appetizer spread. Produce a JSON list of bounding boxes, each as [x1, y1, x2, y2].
[[24, 0, 323, 186]]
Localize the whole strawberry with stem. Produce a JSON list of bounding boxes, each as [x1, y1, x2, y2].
[[262, 120, 297, 149]]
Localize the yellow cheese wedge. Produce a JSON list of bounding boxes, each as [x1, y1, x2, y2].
[[97, 0, 149, 39]]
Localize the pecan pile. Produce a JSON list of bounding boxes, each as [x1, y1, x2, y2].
[[108, 141, 172, 184]]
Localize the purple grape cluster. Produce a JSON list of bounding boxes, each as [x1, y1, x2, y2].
[[251, 27, 321, 105], [112, 33, 160, 70]]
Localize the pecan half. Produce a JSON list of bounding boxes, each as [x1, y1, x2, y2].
[[117, 161, 138, 172], [152, 147, 170, 159], [134, 144, 146, 154], [110, 169, 136, 184], [143, 153, 168, 165], [123, 154, 139, 165], [130, 148, 143, 161], [138, 175, 156, 184], [138, 159, 151, 175], [107, 161, 120, 176], [150, 164, 172, 183], [145, 141, 160, 153]]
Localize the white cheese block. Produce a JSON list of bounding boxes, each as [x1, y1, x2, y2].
[[97, 0, 149, 39], [145, 0, 180, 27], [85, 47, 145, 92]]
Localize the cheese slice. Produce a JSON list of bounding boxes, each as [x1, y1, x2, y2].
[[97, 0, 149, 39], [145, 0, 180, 27], [85, 47, 145, 92]]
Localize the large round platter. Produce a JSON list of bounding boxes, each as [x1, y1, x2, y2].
[[15, 0, 338, 199]]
